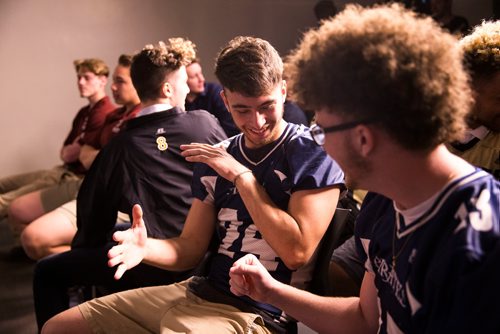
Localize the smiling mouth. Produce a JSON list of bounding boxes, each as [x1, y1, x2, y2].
[[249, 127, 268, 135]]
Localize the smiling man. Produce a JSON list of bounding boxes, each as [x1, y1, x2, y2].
[[42, 36, 345, 334]]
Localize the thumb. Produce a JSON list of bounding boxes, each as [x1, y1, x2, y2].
[[132, 204, 145, 228]]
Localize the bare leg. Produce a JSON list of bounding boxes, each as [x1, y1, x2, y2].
[[42, 306, 92, 334], [21, 208, 76, 260], [8, 190, 45, 234]]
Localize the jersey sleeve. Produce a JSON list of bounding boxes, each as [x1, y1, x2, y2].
[[286, 128, 345, 192]]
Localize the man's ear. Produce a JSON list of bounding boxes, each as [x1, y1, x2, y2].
[[161, 82, 172, 99], [99, 75, 108, 88], [353, 125, 375, 157], [281, 80, 287, 102]]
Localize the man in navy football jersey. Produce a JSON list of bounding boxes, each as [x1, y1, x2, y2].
[[228, 4, 500, 334], [42, 36, 345, 333]]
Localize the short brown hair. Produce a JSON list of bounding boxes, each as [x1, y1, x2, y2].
[[215, 36, 283, 97], [73, 58, 109, 77], [460, 20, 500, 81], [117, 54, 133, 67], [131, 38, 196, 101], [286, 4, 472, 150]]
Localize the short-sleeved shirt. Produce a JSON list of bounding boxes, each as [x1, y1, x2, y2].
[[191, 122, 345, 316], [63, 96, 115, 174], [355, 170, 500, 333]]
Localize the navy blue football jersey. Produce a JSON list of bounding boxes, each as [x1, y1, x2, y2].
[[192, 122, 345, 315], [356, 170, 500, 333]]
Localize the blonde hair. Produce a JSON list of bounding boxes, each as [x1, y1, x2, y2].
[[460, 20, 500, 80], [73, 58, 109, 77]]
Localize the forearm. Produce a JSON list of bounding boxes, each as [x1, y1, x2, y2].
[[60, 144, 80, 163], [269, 283, 374, 334], [79, 145, 99, 170], [142, 237, 207, 272], [235, 173, 305, 266]]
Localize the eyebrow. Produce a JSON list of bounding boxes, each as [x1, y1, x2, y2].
[[231, 99, 276, 109]]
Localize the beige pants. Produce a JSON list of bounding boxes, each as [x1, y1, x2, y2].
[[80, 279, 273, 334], [0, 166, 81, 217]]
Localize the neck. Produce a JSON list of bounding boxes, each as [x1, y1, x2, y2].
[[186, 92, 198, 103], [87, 91, 106, 108], [368, 144, 474, 210], [124, 101, 140, 114]]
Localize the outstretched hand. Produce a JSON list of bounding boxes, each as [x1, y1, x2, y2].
[[229, 254, 279, 304], [181, 143, 249, 183], [107, 204, 148, 280]]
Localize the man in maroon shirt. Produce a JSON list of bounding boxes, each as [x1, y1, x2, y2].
[[20, 54, 141, 260], [0, 58, 114, 252]]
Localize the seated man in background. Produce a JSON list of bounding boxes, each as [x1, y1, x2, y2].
[[42, 35, 344, 334], [33, 38, 227, 330], [449, 20, 500, 180], [20, 54, 142, 260], [229, 4, 500, 333], [2, 58, 115, 249], [186, 59, 240, 137]]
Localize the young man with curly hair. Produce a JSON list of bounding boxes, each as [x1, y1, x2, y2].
[[449, 20, 500, 180], [229, 4, 500, 333]]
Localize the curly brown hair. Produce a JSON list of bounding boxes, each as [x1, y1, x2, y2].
[[286, 3, 473, 150], [73, 58, 109, 77], [131, 38, 196, 101], [215, 36, 283, 97], [460, 20, 500, 81]]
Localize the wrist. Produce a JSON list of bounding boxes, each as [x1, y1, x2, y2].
[[233, 170, 253, 185]]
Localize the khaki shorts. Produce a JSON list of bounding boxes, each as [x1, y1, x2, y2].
[[79, 279, 272, 334], [55, 200, 130, 230], [40, 177, 82, 213]]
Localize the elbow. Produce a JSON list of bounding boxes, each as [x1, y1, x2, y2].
[[281, 250, 312, 270]]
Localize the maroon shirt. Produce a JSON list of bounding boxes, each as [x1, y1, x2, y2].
[[63, 96, 115, 174], [96, 104, 141, 148]]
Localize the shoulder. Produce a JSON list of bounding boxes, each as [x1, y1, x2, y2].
[[284, 123, 329, 157], [94, 96, 115, 113], [205, 82, 223, 94], [185, 109, 226, 129]]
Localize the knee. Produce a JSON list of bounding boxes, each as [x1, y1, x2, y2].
[[21, 227, 45, 260], [41, 308, 89, 334], [41, 316, 58, 334], [7, 197, 28, 224]]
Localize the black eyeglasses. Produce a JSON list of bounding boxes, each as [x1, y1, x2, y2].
[[310, 119, 377, 145]]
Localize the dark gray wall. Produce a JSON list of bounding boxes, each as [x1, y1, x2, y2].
[[0, 0, 494, 175]]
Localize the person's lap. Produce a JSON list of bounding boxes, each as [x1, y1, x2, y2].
[[79, 280, 271, 334]]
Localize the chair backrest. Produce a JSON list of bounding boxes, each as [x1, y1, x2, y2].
[[308, 207, 351, 296]]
